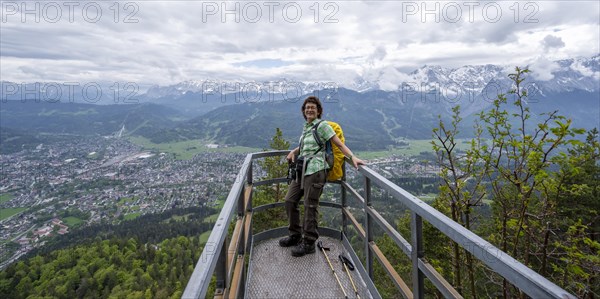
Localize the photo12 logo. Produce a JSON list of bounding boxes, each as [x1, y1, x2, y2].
[[1, 82, 140, 104], [1, 1, 139, 23], [400, 1, 539, 23], [197, 80, 339, 104], [397, 80, 541, 104], [200, 1, 339, 23]]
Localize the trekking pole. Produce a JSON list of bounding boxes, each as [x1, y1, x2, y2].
[[339, 254, 360, 299], [317, 241, 348, 299]]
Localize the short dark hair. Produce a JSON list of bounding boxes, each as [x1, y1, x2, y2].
[[301, 96, 323, 120]]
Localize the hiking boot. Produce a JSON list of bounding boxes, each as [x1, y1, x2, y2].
[[279, 234, 302, 247], [291, 240, 315, 257]]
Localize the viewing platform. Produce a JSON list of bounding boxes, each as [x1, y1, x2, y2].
[[182, 151, 575, 299], [246, 235, 374, 299]]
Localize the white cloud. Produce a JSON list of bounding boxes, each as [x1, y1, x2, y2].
[[0, 1, 599, 85], [528, 56, 561, 81], [373, 66, 414, 92], [570, 59, 599, 80]]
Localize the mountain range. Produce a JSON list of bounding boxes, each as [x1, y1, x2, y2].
[[137, 55, 598, 112], [1, 55, 598, 152]]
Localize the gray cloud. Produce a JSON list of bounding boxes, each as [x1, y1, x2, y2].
[[542, 34, 566, 50], [0, 1, 598, 85], [368, 46, 387, 64]]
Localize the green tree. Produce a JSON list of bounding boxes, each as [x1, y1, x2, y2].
[[548, 129, 600, 297], [432, 105, 489, 297], [476, 68, 584, 297], [555, 128, 600, 233], [552, 220, 600, 298], [258, 127, 290, 202], [253, 128, 291, 233], [431, 67, 596, 297]]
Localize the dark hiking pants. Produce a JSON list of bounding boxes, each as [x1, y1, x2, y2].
[[284, 170, 327, 243]]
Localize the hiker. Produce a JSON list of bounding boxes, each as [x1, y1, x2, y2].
[[280, 96, 365, 257]]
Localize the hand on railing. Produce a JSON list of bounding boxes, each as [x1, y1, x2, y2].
[[345, 156, 366, 169], [350, 156, 365, 169]]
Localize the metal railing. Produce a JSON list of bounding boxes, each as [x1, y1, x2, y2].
[[182, 151, 575, 299]]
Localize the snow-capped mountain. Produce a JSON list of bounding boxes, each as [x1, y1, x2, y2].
[[1, 56, 597, 150], [143, 80, 210, 99], [535, 56, 599, 93], [400, 63, 507, 100], [2, 55, 596, 118], [142, 78, 333, 99], [385, 55, 598, 97], [140, 55, 599, 100]]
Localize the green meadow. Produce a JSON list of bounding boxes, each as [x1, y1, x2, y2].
[[0, 193, 14, 204], [0, 207, 27, 221], [63, 216, 84, 227], [128, 136, 260, 160], [357, 138, 473, 159]]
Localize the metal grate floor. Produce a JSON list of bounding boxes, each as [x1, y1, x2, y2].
[[246, 236, 374, 299]]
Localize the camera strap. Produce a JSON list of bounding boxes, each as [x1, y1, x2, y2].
[[300, 158, 307, 189]]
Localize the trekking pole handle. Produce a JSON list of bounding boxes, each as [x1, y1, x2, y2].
[[339, 255, 360, 299], [318, 243, 348, 298]]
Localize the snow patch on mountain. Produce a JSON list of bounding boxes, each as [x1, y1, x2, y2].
[[139, 55, 599, 99]]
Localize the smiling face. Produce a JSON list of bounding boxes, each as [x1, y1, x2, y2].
[[301, 96, 323, 122], [304, 103, 318, 122]]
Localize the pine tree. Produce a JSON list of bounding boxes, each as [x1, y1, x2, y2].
[[253, 128, 290, 233], [259, 127, 290, 202]]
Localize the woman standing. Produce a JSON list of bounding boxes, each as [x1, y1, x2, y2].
[[279, 96, 365, 257]]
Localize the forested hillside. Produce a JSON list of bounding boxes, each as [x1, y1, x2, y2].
[[0, 207, 215, 298], [26, 207, 215, 258], [0, 236, 201, 298]]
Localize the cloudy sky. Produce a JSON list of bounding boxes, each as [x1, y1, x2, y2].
[[1, 0, 599, 89]]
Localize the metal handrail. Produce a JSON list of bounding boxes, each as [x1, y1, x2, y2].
[[182, 154, 252, 299], [182, 151, 575, 299], [356, 166, 575, 299]]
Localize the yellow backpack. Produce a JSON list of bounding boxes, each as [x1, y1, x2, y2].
[[312, 120, 346, 182]]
